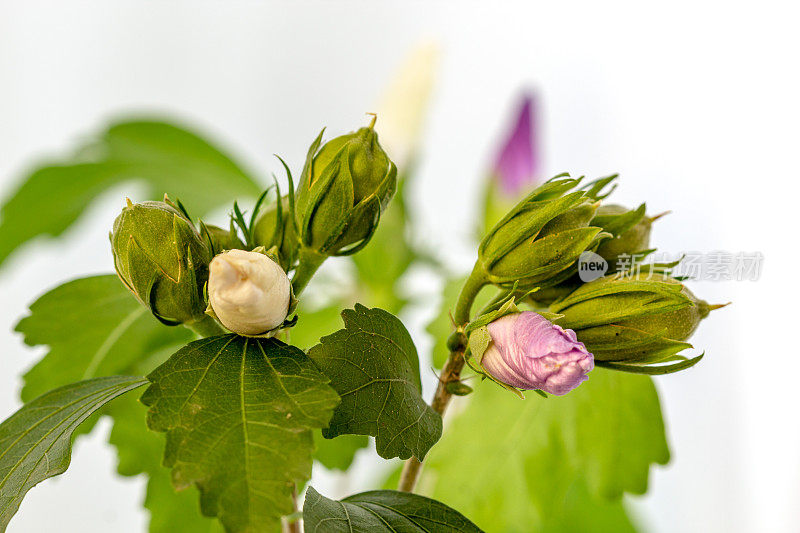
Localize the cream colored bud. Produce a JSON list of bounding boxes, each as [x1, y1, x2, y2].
[[208, 249, 291, 335]]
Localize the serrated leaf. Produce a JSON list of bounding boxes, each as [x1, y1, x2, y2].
[[14, 274, 217, 531], [0, 376, 147, 531], [107, 394, 222, 533], [303, 487, 483, 533], [140, 335, 340, 533], [0, 119, 261, 268], [418, 369, 668, 532], [308, 304, 442, 461], [16, 275, 193, 402]]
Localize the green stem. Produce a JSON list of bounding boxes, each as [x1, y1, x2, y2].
[[398, 263, 486, 493], [291, 247, 327, 297], [185, 315, 226, 338], [454, 262, 487, 325]]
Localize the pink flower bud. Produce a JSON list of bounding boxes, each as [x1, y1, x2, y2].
[[492, 93, 540, 196], [481, 312, 593, 395]]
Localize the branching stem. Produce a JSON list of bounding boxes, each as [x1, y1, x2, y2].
[[398, 263, 486, 492]]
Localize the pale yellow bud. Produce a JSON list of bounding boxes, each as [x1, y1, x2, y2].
[[208, 249, 290, 335]]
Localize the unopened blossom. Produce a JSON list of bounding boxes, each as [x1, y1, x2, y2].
[[208, 249, 291, 335], [374, 40, 439, 171], [492, 93, 540, 197], [481, 311, 594, 395]]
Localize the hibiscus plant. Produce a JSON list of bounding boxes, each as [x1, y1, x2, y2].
[[0, 93, 726, 533]]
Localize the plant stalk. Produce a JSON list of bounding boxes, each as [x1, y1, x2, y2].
[[282, 490, 301, 533], [292, 247, 327, 297], [398, 263, 485, 493], [454, 262, 487, 325]]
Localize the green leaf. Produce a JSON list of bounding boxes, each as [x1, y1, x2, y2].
[[418, 369, 668, 532], [303, 487, 484, 533], [308, 304, 442, 461], [0, 119, 262, 268], [539, 480, 637, 533], [140, 335, 340, 533], [14, 274, 217, 531], [107, 394, 222, 533], [0, 376, 147, 531], [312, 431, 369, 472], [16, 275, 194, 402]]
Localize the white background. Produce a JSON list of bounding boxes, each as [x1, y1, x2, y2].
[[1, 1, 798, 532]]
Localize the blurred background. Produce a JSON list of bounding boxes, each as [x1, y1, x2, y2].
[[1, 1, 798, 532]]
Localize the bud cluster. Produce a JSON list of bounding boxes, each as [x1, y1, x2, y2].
[[110, 118, 398, 337], [456, 172, 727, 394]]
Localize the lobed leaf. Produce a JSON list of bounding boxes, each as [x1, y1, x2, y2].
[[107, 394, 222, 533], [308, 304, 442, 461], [16, 274, 193, 402], [141, 335, 340, 533], [418, 369, 668, 532], [15, 274, 214, 531]]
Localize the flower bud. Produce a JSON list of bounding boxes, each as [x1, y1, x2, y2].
[[252, 195, 298, 267], [202, 222, 245, 253], [208, 249, 291, 335], [592, 204, 656, 270], [478, 311, 594, 395], [525, 203, 655, 307], [478, 176, 606, 289], [481, 94, 540, 234], [111, 200, 210, 325], [294, 122, 397, 256], [550, 273, 720, 370]]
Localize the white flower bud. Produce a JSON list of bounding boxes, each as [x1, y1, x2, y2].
[[208, 249, 291, 335]]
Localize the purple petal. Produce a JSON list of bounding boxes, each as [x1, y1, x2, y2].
[[482, 344, 540, 390], [493, 93, 540, 196], [482, 311, 594, 396]]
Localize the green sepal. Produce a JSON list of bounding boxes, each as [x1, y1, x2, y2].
[[592, 203, 646, 237], [478, 174, 608, 290], [446, 381, 474, 396], [487, 226, 604, 287], [551, 272, 718, 374], [581, 174, 619, 200], [596, 353, 704, 375], [550, 274, 693, 330], [199, 220, 245, 255]]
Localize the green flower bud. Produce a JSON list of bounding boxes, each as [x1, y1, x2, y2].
[[550, 273, 723, 371], [252, 194, 298, 267], [111, 199, 211, 325], [477, 176, 606, 289], [592, 204, 661, 270], [201, 221, 245, 254], [525, 203, 664, 307], [294, 121, 397, 256]]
